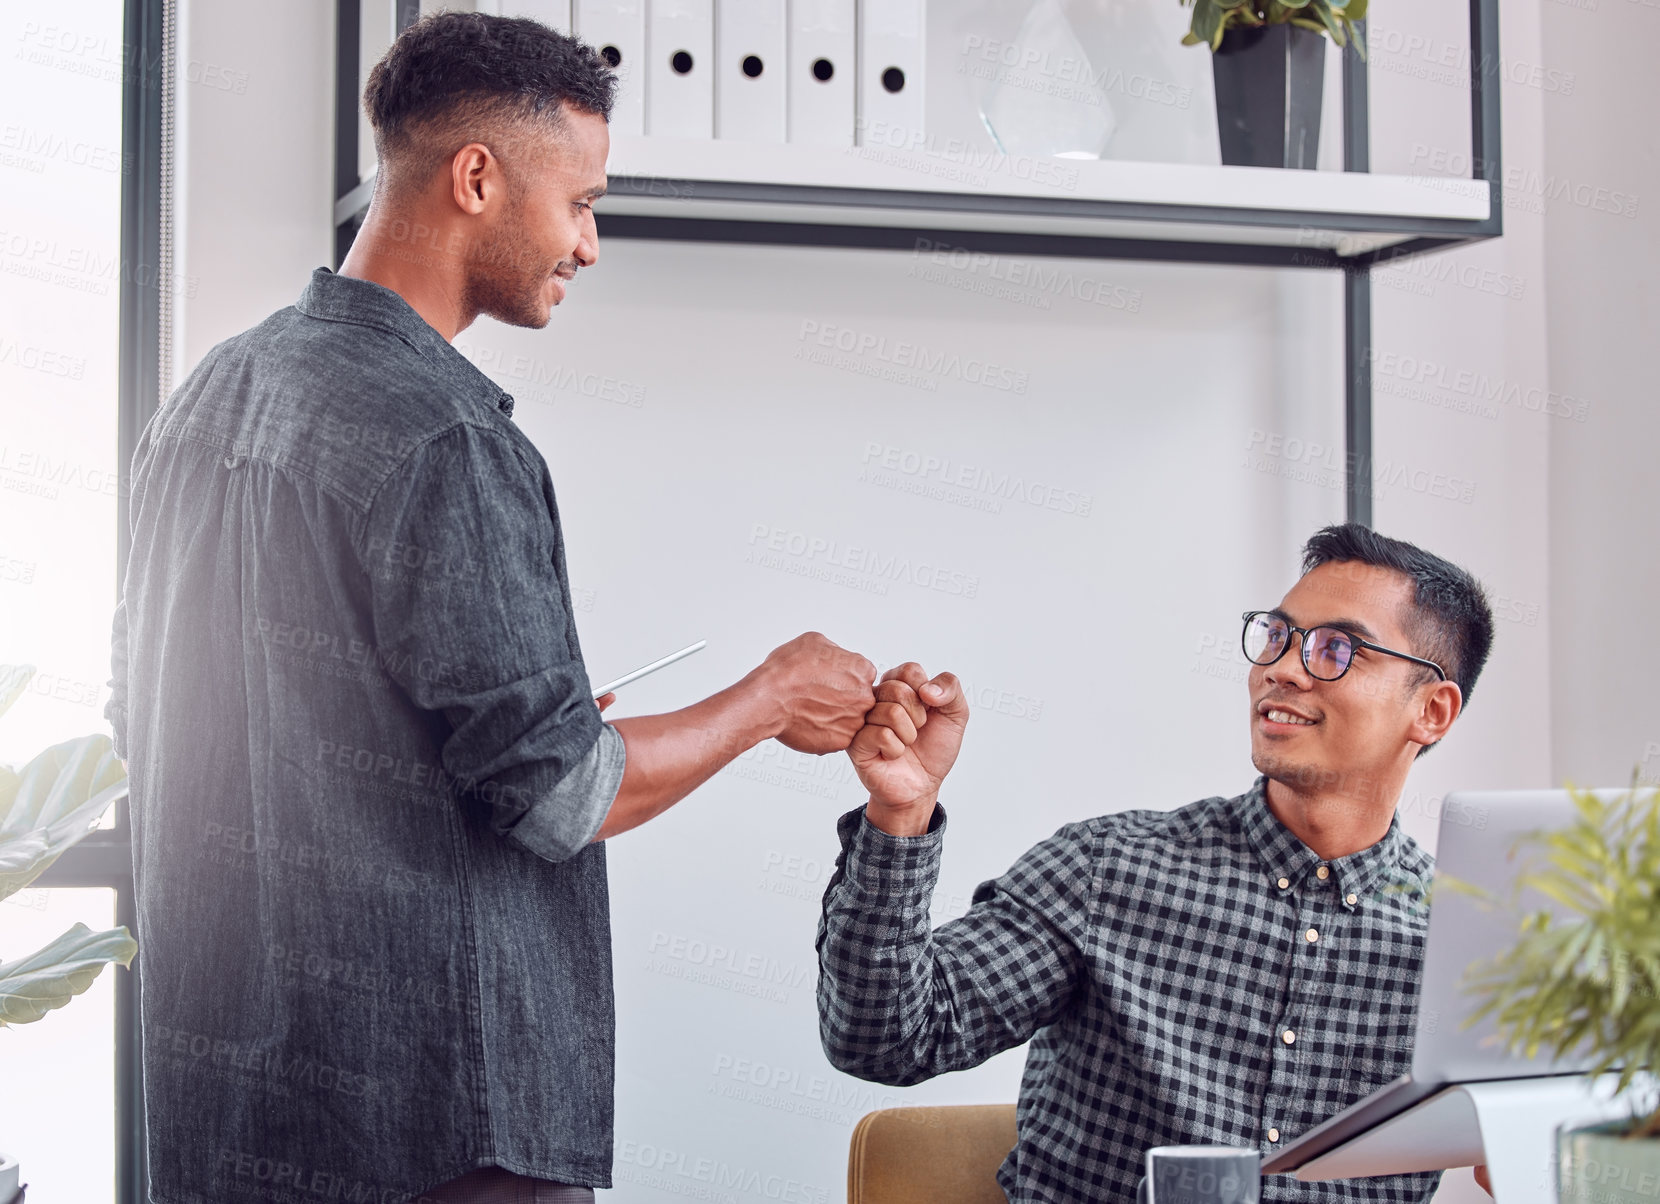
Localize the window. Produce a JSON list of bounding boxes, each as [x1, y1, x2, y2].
[[0, 0, 160, 1200]]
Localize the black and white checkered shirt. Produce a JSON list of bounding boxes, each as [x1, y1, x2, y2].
[[815, 776, 1443, 1204]]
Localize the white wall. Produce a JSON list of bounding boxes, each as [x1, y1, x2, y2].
[[173, 0, 333, 375], [1365, 0, 1557, 824], [1539, 1, 1660, 789], [160, 0, 1622, 1201], [469, 244, 1346, 1200]]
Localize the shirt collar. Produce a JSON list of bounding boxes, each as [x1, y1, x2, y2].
[[295, 266, 517, 419], [1233, 775, 1407, 910]]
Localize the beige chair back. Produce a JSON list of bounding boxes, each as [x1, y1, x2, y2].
[[847, 1104, 1018, 1204]]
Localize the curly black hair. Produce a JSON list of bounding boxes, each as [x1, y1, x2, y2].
[[1301, 523, 1495, 756], [363, 11, 617, 193]]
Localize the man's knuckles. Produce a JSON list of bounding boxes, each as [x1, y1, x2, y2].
[[867, 701, 919, 739], [880, 661, 930, 688], [875, 728, 906, 760], [873, 684, 926, 725], [850, 726, 890, 759]]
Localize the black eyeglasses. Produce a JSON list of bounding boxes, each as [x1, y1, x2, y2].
[[1240, 611, 1446, 683]]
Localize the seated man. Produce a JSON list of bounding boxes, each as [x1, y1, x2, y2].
[[816, 523, 1494, 1204]]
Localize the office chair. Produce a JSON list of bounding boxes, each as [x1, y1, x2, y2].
[[846, 1104, 1018, 1204]]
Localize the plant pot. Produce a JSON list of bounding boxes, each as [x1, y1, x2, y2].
[[0, 1153, 20, 1204], [1210, 24, 1326, 169], [1558, 1120, 1660, 1204]]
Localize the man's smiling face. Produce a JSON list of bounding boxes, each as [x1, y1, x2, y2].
[[461, 107, 608, 330], [1248, 561, 1441, 794]]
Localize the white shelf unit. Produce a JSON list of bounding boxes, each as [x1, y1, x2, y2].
[[596, 133, 1494, 261], [330, 0, 1506, 525]]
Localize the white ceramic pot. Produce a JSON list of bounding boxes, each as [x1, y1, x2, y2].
[[0, 1152, 19, 1204]]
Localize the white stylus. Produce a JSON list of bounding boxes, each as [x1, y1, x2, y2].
[[591, 640, 708, 699]]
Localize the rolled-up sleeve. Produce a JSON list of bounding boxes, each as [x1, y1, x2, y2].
[[356, 421, 616, 862], [513, 720, 625, 855]]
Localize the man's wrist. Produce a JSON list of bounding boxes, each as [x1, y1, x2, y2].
[[733, 664, 790, 743], [864, 795, 939, 838]]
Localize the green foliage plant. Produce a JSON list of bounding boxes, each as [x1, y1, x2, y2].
[[1464, 781, 1660, 1138], [0, 663, 136, 1027], [1180, 0, 1370, 57]]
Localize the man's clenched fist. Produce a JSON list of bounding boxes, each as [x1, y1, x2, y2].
[[758, 632, 877, 755], [848, 663, 969, 836]]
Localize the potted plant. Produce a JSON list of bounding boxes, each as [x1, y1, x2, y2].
[[1465, 782, 1660, 1202], [1179, 0, 1369, 169], [0, 664, 138, 1204]]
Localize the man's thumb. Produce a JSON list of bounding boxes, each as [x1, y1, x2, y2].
[[919, 673, 968, 722]]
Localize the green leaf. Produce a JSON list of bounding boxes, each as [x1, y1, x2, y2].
[[1312, 3, 1347, 43], [0, 923, 137, 1026], [1346, 20, 1368, 58], [1189, 0, 1224, 46], [1430, 871, 1493, 902], [0, 734, 127, 902], [1521, 871, 1600, 916]]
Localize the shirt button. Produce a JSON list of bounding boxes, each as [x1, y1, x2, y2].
[[1316, 865, 1330, 880], [1305, 928, 1319, 943], [1282, 1029, 1296, 1045], [1268, 1127, 1281, 1142], [1277, 877, 1290, 890], [1346, 893, 1359, 906]]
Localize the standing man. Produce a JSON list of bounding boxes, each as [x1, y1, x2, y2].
[[106, 14, 873, 1203], [821, 525, 1495, 1204]]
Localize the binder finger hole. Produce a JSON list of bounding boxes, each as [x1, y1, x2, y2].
[[600, 44, 622, 68], [812, 57, 834, 82], [881, 66, 905, 93], [671, 50, 694, 74], [741, 54, 764, 78]]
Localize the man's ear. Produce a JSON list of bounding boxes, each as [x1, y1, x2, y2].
[[450, 142, 499, 213], [1408, 679, 1462, 750]]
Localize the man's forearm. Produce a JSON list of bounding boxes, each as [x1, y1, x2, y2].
[[816, 805, 958, 1086], [592, 672, 783, 842], [817, 805, 1088, 1087]]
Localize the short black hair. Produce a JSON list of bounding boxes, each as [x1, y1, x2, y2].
[[1300, 523, 1494, 757], [363, 12, 616, 194]]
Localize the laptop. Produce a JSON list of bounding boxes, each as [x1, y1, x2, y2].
[[1261, 788, 1615, 1175]]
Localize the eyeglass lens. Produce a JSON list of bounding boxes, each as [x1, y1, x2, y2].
[[1242, 613, 1354, 680]]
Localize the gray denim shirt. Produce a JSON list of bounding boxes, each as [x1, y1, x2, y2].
[[106, 266, 627, 1203]]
